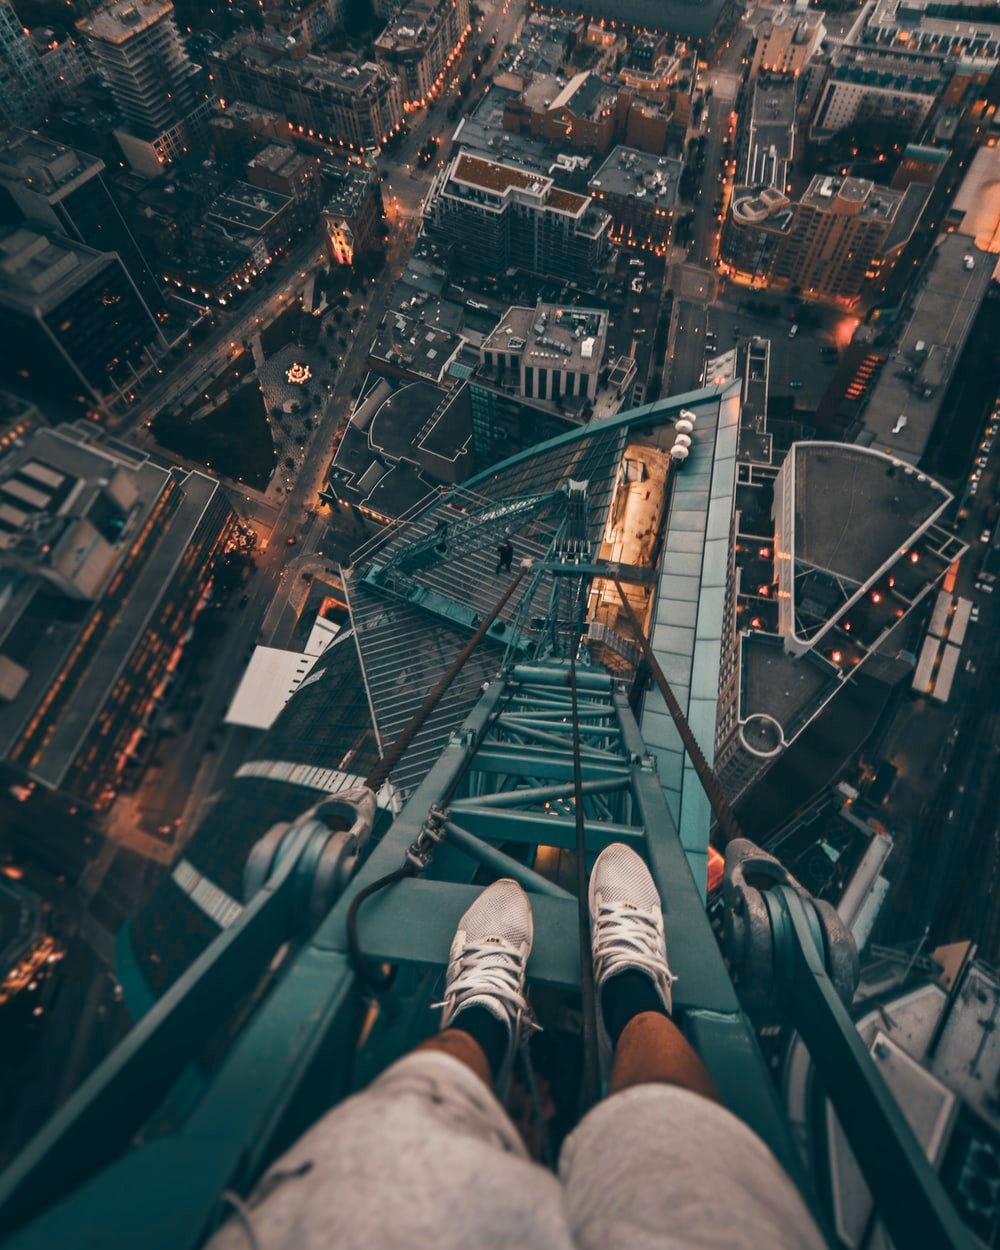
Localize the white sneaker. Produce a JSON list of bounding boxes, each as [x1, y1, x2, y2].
[[438, 879, 536, 1075], [589, 843, 674, 1070]]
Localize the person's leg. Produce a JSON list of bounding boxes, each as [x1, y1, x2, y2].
[[607, 1010, 718, 1101], [207, 880, 573, 1250], [556, 843, 825, 1250]]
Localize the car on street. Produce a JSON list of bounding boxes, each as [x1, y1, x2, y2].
[[980, 528, 992, 543], [788, 325, 798, 339]]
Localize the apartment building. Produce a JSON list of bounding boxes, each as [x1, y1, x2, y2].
[[374, 0, 470, 107], [212, 41, 405, 152], [424, 150, 611, 283], [750, 8, 825, 77], [722, 174, 927, 303], [76, 0, 210, 176]]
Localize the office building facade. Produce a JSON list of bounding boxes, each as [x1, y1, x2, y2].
[[0, 0, 46, 123], [0, 228, 164, 413], [320, 163, 383, 265], [211, 44, 405, 153], [0, 130, 164, 313], [722, 174, 927, 303]]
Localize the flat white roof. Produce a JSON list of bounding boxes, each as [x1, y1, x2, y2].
[[305, 615, 340, 657], [225, 646, 319, 730]]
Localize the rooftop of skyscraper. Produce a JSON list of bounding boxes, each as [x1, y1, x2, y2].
[[76, 0, 176, 46], [858, 233, 995, 462], [0, 131, 103, 199], [588, 146, 682, 209], [0, 228, 109, 316], [481, 301, 609, 373], [0, 424, 222, 790]]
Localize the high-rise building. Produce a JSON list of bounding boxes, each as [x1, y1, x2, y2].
[[75, 0, 209, 176], [0, 130, 164, 313], [76, 0, 198, 134], [424, 151, 611, 284], [722, 174, 928, 303], [0, 227, 164, 413], [811, 51, 944, 140], [468, 299, 636, 465], [0, 423, 235, 808], [480, 302, 609, 404], [30, 25, 91, 101], [0, 0, 47, 124]]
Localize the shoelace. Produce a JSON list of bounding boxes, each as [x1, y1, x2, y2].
[[434, 940, 537, 1028], [593, 902, 675, 988]]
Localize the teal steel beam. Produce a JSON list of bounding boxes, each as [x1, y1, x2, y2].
[[360, 570, 532, 653], [606, 685, 817, 1194], [492, 722, 623, 758], [505, 692, 609, 712], [540, 561, 657, 584], [500, 709, 613, 723], [449, 805, 643, 852], [442, 820, 573, 899], [0, 821, 318, 1239], [354, 879, 739, 1014], [470, 746, 629, 782], [683, 1009, 824, 1210], [511, 664, 612, 690], [497, 716, 619, 738], [4, 953, 361, 1250], [775, 886, 970, 1250], [449, 776, 631, 808]]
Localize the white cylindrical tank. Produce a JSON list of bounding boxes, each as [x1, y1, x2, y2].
[[674, 433, 692, 449], [670, 445, 690, 463], [675, 418, 694, 434]]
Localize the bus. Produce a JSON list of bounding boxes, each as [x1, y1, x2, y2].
[[912, 634, 940, 695], [928, 590, 952, 638], [948, 597, 972, 648], [931, 643, 961, 704]]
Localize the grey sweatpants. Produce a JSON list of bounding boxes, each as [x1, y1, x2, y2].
[[208, 1050, 827, 1249]]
